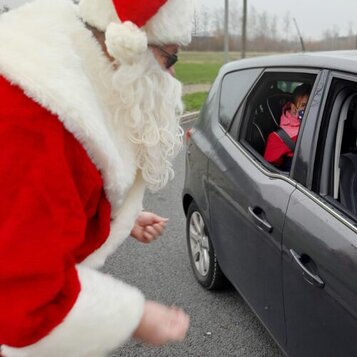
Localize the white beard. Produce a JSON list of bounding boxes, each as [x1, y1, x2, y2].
[[109, 50, 184, 191]]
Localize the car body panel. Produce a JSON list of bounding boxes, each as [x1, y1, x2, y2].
[[207, 133, 295, 346], [182, 51, 357, 356], [283, 187, 357, 357]]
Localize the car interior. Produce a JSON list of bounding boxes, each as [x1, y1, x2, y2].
[[244, 77, 314, 166], [249, 90, 293, 155], [336, 95, 357, 215]]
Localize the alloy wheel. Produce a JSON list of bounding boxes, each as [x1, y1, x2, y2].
[[189, 211, 210, 277]]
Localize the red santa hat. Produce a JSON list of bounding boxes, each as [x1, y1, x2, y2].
[[78, 0, 193, 65]]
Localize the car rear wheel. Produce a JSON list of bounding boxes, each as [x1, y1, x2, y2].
[[186, 202, 227, 290]]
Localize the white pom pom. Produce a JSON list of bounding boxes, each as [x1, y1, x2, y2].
[[105, 21, 148, 65]]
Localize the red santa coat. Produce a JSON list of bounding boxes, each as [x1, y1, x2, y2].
[[0, 1, 146, 356]]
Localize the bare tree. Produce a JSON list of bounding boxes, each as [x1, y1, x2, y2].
[[229, 2, 241, 35], [201, 6, 211, 34], [192, 8, 201, 35], [270, 15, 278, 41], [212, 7, 225, 37], [188, 2, 357, 53], [0, 5, 9, 14], [282, 11, 292, 42], [247, 6, 258, 40]]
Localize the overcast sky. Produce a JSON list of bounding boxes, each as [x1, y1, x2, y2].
[[2, 0, 357, 40]]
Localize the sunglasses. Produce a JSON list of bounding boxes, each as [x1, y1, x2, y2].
[[157, 47, 178, 69]]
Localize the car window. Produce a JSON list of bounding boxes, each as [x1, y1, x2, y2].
[[277, 81, 304, 93], [235, 71, 317, 172], [316, 77, 357, 217], [219, 68, 262, 131]]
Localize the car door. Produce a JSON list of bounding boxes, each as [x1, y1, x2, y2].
[[208, 128, 292, 347], [283, 74, 357, 357], [207, 69, 319, 348]]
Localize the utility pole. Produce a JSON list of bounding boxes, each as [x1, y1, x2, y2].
[[224, 0, 229, 63], [241, 0, 247, 58]]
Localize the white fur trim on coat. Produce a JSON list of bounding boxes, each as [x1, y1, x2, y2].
[[2, 266, 145, 357], [0, 0, 147, 267], [0, 0, 135, 214], [79, 0, 193, 46], [0, 2, 149, 353], [82, 173, 146, 268]]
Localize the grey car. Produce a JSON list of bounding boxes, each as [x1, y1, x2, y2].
[[182, 51, 357, 357]]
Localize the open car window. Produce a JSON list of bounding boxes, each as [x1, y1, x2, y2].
[[231, 71, 317, 173]]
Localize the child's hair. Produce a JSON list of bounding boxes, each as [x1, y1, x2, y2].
[[292, 83, 312, 104]]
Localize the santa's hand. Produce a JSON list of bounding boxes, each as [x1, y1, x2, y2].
[[134, 301, 190, 346], [130, 211, 168, 243]]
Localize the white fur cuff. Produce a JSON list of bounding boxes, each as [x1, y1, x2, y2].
[[2, 265, 145, 357]]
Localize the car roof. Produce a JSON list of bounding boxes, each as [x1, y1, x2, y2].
[[222, 50, 357, 75]]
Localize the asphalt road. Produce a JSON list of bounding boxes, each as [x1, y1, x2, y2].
[[106, 122, 283, 357]]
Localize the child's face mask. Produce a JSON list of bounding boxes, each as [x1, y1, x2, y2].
[[298, 109, 305, 120]]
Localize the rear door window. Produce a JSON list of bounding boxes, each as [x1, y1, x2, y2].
[[219, 68, 262, 131]]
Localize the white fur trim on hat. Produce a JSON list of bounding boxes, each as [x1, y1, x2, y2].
[[78, 0, 117, 32], [145, 0, 193, 46], [78, 0, 193, 46]]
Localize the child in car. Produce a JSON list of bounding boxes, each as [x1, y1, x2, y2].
[[264, 83, 311, 170]]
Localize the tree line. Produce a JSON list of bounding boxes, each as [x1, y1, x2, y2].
[[187, 3, 357, 52], [1, 3, 356, 53]]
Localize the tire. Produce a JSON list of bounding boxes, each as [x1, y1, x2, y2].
[[186, 202, 228, 290]]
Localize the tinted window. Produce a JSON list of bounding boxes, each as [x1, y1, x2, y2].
[[219, 68, 262, 130]]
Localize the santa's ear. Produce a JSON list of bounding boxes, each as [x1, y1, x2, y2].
[[105, 21, 148, 65]]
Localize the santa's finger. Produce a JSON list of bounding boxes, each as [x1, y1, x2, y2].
[[152, 223, 165, 235]]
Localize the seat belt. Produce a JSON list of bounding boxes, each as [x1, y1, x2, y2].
[[275, 128, 296, 151]]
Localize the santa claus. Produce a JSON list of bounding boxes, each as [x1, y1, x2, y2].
[[0, 0, 193, 355]]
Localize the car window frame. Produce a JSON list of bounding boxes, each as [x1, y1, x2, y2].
[[228, 67, 321, 175], [313, 71, 357, 221]]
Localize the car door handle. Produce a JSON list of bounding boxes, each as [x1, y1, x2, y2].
[[290, 249, 325, 288], [248, 206, 273, 233]]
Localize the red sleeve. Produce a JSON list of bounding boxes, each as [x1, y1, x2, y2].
[[0, 78, 84, 346], [264, 131, 291, 166]]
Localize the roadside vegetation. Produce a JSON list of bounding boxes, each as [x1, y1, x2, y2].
[[177, 51, 236, 112], [182, 92, 208, 113], [178, 51, 221, 112], [178, 51, 274, 112], [176, 62, 220, 85]]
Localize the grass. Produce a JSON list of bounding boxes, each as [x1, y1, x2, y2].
[[177, 51, 279, 111], [176, 63, 220, 85], [183, 92, 208, 112], [177, 51, 279, 85], [177, 52, 221, 110]]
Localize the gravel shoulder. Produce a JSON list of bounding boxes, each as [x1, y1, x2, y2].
[[183, 83, 211, 95]]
